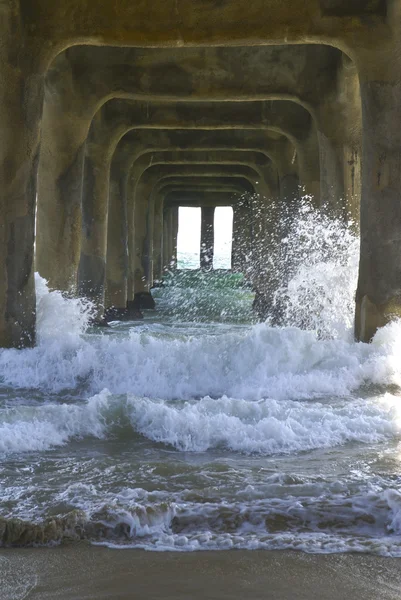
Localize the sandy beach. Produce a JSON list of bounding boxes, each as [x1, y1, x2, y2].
[[1, 546, 401, 600]]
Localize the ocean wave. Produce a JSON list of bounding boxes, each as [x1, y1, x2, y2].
[[0, 389, 400, 455], [1, 318, 400, 400], [3, 484, 401, 557]]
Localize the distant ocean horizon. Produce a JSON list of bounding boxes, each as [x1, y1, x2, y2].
[[177, 247, 231, 270]]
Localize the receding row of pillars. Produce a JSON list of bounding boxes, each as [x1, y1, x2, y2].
[[2, 3, 401, 347]]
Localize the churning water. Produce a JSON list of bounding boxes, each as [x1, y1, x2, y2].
[[1, 202, 401, 555]]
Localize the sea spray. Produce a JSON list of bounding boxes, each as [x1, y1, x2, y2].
[[153, 270, 255, 323], [35, 274, 94, 343], [271, 199, 359, 339]]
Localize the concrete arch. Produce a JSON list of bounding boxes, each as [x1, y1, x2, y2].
[[61, 130, 289, 297], [79, 148, 272, 303], [38, 122, 302, 291], [127, 149, 280, 295], [1, 3, 399, 345], [80, 97, 318, 210], [157, 181, 255, 277], [35, 44, 359, 330], [22, 1, 393, 62], [76, 99, 319, 268], [145, 169, 270, 286], [105, 164, 264, 309], [37, 45, 347, 289], [164, 190, 239, 207], [37, 44, 355, 288]]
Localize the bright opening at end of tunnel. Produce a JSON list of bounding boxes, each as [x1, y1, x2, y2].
[[177, 206, 201, 269], [214, 206, 233, 269], [177, 206, 233, 269]]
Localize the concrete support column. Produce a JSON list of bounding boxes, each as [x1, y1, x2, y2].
[[36, 55, 88, 293], [77, 111, 111, 310], [343, 145, 361, 226], [125, 169, 137, 302], [317, 131, 346, 218], [280, 173, 299, 204], [129, 170, 156, 309], [297, 127, 321, 204], [247, 173, 290, 322], [163, 208, 172, 272], [355, 56, 401, 342], [162, 207, 177, 273], [132, 178, 152, 294], [231, 201, 252, 272], [273, 150, 299, 210], [105, 162, 128, 310], [0, 16, 41, 347], [200, 207, 215, 271], [170, 206, 179, 271], [152, 191, 164, 282]]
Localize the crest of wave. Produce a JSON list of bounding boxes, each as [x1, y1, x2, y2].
[[269, 198, 359, 340], [35, 274, 94, 344]]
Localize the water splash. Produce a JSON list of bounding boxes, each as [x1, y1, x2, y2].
[[244, 194, 359, 339], [35, 274, 94, 344], [273, 200, 359, 339]]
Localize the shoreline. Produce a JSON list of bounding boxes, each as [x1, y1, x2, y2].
[[2, 545, 401, 600]]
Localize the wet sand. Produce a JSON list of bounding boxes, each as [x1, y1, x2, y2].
[[1, 546, 401, 600]]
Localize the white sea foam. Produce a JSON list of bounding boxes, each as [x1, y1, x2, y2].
[[1, 316, 401, 400], [127, 392, 401, 453], [35, 274, 94, 343], [0, 392, 109, 453], [0, 388, 400, 455]]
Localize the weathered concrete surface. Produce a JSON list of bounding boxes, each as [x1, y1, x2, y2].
[[164, 191, 239, 208], [21, 1, 391, 54], [65, 43, 359, 211], [104, 162, 128, 310], [133, 151, 271, 291], [0, 7, 42, 348], [84, 98, 319, 199], [153, 173, 268, 284], [77, 110, 110, 307], [115, 129, 296, 177], [35, 43, 338, 287], [355, 40, 401, 342], [101, 98, 313, 137], [116, 128, 291, 292], [232, 200, 253, 273], [107, 137, 280, 300], [36, 53, 89, 293]]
